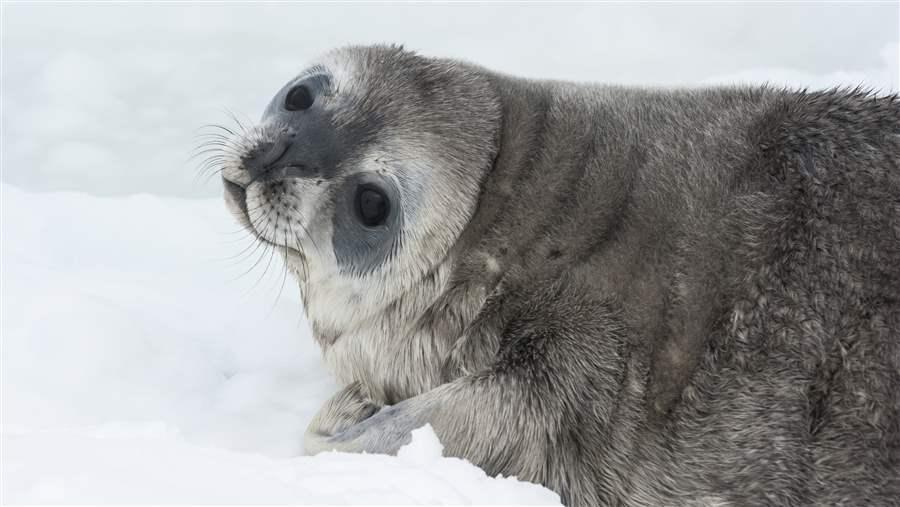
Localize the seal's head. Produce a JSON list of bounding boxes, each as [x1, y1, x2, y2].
[[219, 45, 500, 334]]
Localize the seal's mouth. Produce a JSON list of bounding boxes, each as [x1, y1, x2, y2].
[[223, 177, 248, 217], [222, 175, 303, 256], [222, 176, 308, 279]]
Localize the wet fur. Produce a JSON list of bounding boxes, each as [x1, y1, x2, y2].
[[225, 46, 900, 506]]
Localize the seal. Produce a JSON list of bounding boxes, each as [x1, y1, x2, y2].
[[213, 44, 900, 506]]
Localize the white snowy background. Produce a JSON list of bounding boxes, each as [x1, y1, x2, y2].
[[1, 2, 898, 505]]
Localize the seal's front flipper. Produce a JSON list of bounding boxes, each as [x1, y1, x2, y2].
[[304, 381, 381, 455], [304, 275, 636, 507]]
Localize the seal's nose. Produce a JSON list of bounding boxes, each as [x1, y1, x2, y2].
[[242, 138, 292, 181]]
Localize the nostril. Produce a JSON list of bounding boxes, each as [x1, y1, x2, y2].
[[261, 141, 290, 168], [242, 139, 292, 180]]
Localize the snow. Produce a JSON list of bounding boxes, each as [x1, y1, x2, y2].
[[3, 3, 897, 198], [0, 184, 561, 505], [3, 424, 556, 504]]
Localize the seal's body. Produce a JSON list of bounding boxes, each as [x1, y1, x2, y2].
[[217, 45, 900, 505]]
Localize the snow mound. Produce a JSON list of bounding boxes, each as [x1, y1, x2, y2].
[[0, 184, 560, 505], [2, 424, 556, 504]]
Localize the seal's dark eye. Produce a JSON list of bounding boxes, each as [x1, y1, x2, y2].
[[285, 84, 314, 111], [355, 186, 389, 227]]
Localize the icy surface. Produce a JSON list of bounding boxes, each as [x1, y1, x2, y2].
[[0, 184, 561, 505]]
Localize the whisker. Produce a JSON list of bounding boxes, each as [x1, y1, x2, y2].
[[224, 108, 251, 136], [227, 208, 273, 265], [288, 220, 311, 281], [217, 231, 269, 261], [196, 157, 230, 174], [197, 156, 229, 171], [229, 223, 274, 283], [191, 140, 237, 151], [192, 132, 231, 141], [248, 224, 279, 293], [190, 147, 230, 162], [197, 123, 238, 137], [268, 243, 292, 316], [240, 211, 277, 257]]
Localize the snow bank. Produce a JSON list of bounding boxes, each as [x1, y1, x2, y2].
[[2, 424, 555, 504], [0, 184, 560, 505]]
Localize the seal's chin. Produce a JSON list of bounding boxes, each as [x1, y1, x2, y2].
[[222, 176, 282, 246], [222, 177, 252, 231]]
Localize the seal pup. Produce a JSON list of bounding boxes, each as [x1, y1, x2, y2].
[[214, 45, 900, 506]]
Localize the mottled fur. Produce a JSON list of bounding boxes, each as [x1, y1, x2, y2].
[[221, 45, 900, 506]]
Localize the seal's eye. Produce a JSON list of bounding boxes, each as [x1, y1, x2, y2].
[[355, 186, 389, 227], [285, 84, 314, 111]]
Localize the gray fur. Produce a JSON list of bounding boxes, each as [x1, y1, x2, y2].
[[218, 44, 900, 506]]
